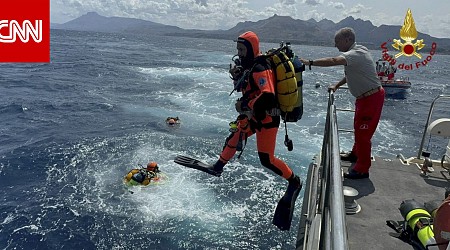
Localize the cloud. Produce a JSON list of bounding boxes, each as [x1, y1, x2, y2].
[[280, 0, 296, 5], [419, 14, 450, 39], [303, 9, 326, 22], [195, 0, 207, 7], [338, 3, 376, 22], [342, 3, 367, 16], [328, 1, 344, 10], [303, 0, 323, 6], [52, 0, 258, 30], [49, 0, 450, 38]]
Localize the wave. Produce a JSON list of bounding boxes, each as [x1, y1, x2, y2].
[[0, 130, 302, 248], [134, 66, 228, 84], [0, 103, 28, 115], [1, 30, 450, 249]]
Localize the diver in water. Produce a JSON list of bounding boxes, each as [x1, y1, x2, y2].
[[124, 162, 160, 186], [166, 116, 180, 126]]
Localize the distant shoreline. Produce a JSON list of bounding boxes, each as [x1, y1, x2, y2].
[[50, 28, 450, 55]]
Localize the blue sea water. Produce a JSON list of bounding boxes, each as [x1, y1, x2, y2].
[[0, 29, 449, 249]]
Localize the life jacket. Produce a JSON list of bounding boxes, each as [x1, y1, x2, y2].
[[262, 42, 305, 122], [124, 169, 154, 186]]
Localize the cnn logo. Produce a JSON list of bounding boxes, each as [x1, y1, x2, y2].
[[0, 20, 43, 43], [0, 0, 49, 63]]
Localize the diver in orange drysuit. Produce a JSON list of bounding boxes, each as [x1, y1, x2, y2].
[[208, 31, 301, 193]]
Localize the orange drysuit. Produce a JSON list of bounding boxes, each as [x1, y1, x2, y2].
[[216, 31, 294, 179]]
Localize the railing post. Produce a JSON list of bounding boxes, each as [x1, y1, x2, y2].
[[417, 95, 450, 159]]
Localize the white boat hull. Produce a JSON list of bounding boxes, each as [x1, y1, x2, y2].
[[381, 80, 411, 97]]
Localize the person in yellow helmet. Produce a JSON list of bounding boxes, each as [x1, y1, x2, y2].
[[124, 162, 161, 186]]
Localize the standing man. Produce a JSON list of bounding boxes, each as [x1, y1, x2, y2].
[[301, 27, 385, 179]]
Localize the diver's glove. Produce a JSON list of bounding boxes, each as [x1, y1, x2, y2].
[[253, 108, 266, 121], [229, 65, 244, 81], [252, 93, 276, 121]]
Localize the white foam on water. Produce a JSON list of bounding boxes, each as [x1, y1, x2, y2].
[[1, 213, 16, 225], [135, 66, 227, 82], [39, 52, 367, 248], [375, 119, 417, 158]]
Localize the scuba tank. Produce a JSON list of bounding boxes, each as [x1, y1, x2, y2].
[[282, 43, 305, 122], [399, 199, 439, 249], [286, 55, 304, 122]]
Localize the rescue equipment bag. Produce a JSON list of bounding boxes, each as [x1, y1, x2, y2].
[[386, 199, 439, 250]]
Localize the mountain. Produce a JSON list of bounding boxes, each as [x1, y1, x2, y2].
[[226, 15, 333, 46], [52, 12, 450, 54], [52, 12, 183, 33]]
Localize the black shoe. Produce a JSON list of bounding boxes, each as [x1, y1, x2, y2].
[[340, 151, 357, 163], [344, 169, 369, 179]]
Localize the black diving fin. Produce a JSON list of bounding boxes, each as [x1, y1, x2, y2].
[[272, 178, 302, 231], [174, 155, 221, 177]]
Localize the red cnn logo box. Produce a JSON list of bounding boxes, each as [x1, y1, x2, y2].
[[0, 0, 50, 63]]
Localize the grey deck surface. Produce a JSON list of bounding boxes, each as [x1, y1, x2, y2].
[[342, 156, 450, 250]]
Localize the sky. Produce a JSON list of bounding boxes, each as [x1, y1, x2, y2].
[[51, 0, 450, 38]]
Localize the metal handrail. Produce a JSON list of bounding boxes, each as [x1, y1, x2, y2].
[[299, 91, 349, 249], [417, 95, 450, 159], [325, 92, 349, 249], [301, 94, 450, 249]]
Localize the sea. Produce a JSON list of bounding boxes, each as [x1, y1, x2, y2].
[[0, 29, 449, 250]]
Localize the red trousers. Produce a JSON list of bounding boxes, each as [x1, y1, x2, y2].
[[351, 88, 385, 173]]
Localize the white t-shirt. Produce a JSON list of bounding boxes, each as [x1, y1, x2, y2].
[[341, 43, 381, 98]]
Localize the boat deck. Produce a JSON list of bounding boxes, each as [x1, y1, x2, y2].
[[342, 156, 450, 250]]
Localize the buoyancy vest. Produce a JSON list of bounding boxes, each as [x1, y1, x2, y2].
[[125, 169, 154, 186]]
